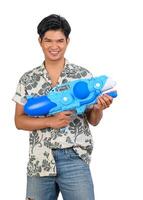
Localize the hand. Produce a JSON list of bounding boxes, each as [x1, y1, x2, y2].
[[93, 94, 113, 111], [48, 111, 74, 129]]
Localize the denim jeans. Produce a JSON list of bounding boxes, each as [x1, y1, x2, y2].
[[26, 148, 95, 200]]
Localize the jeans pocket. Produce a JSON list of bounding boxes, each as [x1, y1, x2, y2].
[[65, 148, 89, 168], [68, 149, 79, 159]]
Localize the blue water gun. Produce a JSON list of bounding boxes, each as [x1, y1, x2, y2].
[[24, 75, 117, 116]]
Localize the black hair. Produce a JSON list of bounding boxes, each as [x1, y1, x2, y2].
[[37, 14, 71, 39]]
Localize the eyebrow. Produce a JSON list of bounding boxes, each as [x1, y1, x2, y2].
[[43, 37, 65, 41]]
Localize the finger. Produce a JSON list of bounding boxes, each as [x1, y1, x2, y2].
[[100, 94, 113, 105], [98, 96, 109, 109], [102, 95, 112, 107], [61, 110, 75, 116], [56, 111, 74, 119], [95, 98, 105, 110], [62, 119, 71, 126], [103, 94, 113, 103], [64, 116, 73, 121], [59, 113, 74, 121]]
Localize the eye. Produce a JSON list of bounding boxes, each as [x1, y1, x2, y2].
[[58, 39, 64, 43], [43, 39, 51, 43], [45, 40, 51, 43]]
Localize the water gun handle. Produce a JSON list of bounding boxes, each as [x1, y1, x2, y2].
[[105, 90, 118, 98]]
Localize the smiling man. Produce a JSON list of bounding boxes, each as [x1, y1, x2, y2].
[[13, 14, 113, 200]]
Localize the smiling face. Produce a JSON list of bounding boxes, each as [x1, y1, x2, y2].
[[39, 30, 70, 62]]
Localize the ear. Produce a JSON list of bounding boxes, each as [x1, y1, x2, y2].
[[66, 37, 70, 45], [38, 37, 42, 46]]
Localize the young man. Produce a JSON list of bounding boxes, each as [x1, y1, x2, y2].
[[13, 14, 113, 200]]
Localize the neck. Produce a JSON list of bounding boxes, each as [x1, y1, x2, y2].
[[44, 58, 65, 71]]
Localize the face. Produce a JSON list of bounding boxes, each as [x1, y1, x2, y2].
[[39, 30, 70, 61]]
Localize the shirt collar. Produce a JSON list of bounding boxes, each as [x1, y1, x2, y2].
[[40, 59, 69, 76]]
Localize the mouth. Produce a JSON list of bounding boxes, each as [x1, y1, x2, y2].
[[49, 51, 60, 56]]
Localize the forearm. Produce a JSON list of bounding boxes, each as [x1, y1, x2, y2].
[[86, 108, 103, 126], [15, 114, 52, 131]]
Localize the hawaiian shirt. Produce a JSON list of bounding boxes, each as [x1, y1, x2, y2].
[[13, 60, 94, 177]]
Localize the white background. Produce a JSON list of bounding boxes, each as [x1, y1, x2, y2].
[[0, 0, 143, 199]]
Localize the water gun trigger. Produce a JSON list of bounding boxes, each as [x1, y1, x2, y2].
[[75, 106, 86, 115]]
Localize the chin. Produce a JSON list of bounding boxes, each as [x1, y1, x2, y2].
[[48, 55, 63, 61], [49, 57, 61, 61]]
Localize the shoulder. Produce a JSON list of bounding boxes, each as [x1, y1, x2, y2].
[[65, 62, 93, 79], [18, 65, 42, 86]]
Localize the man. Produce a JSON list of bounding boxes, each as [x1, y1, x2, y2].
[[13, 14, 113, 200]]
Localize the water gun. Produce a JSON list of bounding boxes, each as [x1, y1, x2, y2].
[[24, 75, 117, 116]]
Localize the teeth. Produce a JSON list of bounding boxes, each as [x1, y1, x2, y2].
[[50, 51, 59, 53], [50, 52, 59, 55]]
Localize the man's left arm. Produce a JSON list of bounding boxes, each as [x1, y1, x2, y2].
[[86, 94, 113, 126]]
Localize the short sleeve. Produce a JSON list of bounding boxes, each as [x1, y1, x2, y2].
[[86, 70, 93, 79], [12, 77, 27, 105], [81, 67, 93, 79]]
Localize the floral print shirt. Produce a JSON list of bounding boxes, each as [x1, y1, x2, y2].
[[13, 60, 94, 177]]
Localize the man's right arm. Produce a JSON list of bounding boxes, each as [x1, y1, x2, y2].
[[14, 103, 73, 131]]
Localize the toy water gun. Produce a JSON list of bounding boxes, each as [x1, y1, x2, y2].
[[24, 75, 117, 116]]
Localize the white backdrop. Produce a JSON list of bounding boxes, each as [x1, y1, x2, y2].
[[0, 0, 143, 199]]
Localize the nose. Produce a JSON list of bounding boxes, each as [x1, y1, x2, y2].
[[50, 41, 58, 49]]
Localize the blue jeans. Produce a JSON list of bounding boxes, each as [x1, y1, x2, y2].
[[26, 148, 95, 200]]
